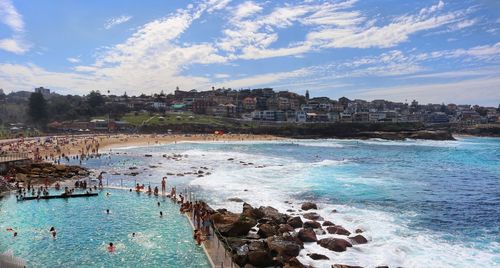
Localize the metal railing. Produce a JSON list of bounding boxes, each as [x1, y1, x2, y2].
[[0, 152, 30, 162]]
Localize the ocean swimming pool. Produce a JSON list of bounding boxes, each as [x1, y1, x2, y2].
[[0, 189, 211, 267]]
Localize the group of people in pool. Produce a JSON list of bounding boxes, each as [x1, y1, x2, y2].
[[5, 226, 56, 239]]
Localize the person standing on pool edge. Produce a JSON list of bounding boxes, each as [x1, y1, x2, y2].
[[161, 177, 167, 194]]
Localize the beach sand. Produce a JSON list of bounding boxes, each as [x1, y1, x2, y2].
[[1, 133, 282, 160]]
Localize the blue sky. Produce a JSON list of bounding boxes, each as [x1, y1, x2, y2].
[[0, 0, 499, 105]]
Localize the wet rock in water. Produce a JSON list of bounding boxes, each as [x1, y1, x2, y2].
[[246, 233, 261, 239], [298, 228, 317, 242], [301, 202, 318, 210], [228, 197, 244, 202], [256, 206, 288, 224], [266, 236, 303, 262], [355, 228, 363, 234], [247, 250, 274, 267], [284, 257, 307, 268], [278, 224, 294, 234], [331, 209, 338, 213], [129, 167, 138, 170], [197, 170, 204, 174], [144, 154, 152, 157], [197, 174, 204, 177], [286, 209, 295, 213], [248, 240, 266, 251], [303, 212, 323, 221], [332, 265, 363, 268], [307, 253, 329, 260], [317, 238, 352, 252], [227, 158, 234, 161], [176, 173, 184, 176], [257, 223, 278, 238], [323, 221, 335, 226], [166, 172, 174, 176], [314, 228, 326, 235], [303, 221, 321, 229], [211, 211, 257, 237], [326, 226, 351, 236], [349, 234, 368, 245], [242, 203, 263, 219], [287, 216, 303, 228]]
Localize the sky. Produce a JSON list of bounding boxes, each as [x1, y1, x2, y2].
[[0, 0, 499, 106]]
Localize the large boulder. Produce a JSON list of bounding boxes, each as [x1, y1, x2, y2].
[[303, 212, 323, 221], [323, 221, 335, 226], [278, 224, 294, 234], [242, 203, 263, 219], [349, 235, 368, 245], [247, 250, 274, 267], [257, 206, 288, 224], [317, 238, 352, 252], [232, 244, 249, 267], [257, 223, 277, 238], [287, 216, 303, 228], [211, 211, 257, 237], [301, 202, 318, 210], [298, 228, 317, 242], [326, 226, 351, 236], [267, 236, 303, 262], [303, 221, 321, 229], [284, 257, 307, 268]]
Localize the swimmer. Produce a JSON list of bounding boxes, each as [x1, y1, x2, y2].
[[107, 242, 115, 252], [160, 211, 163, 217], [13, 232, 17, 237], [50, 227, 57, 239], [157, 201, 160, 207], [106, 209, 110, 214], [106, 192, 111, 196], [132, 232, 136, 237]]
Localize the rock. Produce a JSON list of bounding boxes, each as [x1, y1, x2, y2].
[[246, 233, 260, 239], [323, 221, 335, 226], [228, 197, 244, 202], [332, 265, 363, 268], [303, 221, 321, 229], [349, 235, 368, 245], [298, 228, 317, 242], [287, 216, 303, 228], [129, 167, 138, 170], [242, 203, 263, 219], [284, 257, 307, 268], [317, 238, 352, 252], [144, 154, 152, 157], [331, 209, 338, 213], [308, 253, 329, 260], [54, 165, 66, 171], [211, 211, 257, 237], [326, 226, 351, 236], [248, 240, 266, 251], [243, 264, 257, 268], [267, 236, 303, 262], [355, 229, 363, 234], [256, 206, 288, 224], [232, 244, 249, 267], [247, 250, 274, 267], [227, 158, 234, 161], [257, 223, 277, 238], [303, 212, 323, 221], [278, 224, 294, 234], [301, 202, 318, 210], [314, 229, 326, 235]]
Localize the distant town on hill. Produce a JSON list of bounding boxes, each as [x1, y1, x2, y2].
[[0, 86, 499, 136]]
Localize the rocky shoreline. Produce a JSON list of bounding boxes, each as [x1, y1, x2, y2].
[[210, 201, 381, 268], [1, 161, 90, 193]]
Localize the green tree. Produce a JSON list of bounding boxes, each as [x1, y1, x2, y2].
[[28, 92, 48, 127], [87, 90, 104, 108]]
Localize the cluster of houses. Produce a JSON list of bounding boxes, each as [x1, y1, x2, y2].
[[1, 87, 499, 128], [105, 87, 499, 124]]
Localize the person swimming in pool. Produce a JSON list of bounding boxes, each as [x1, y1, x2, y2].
[[108, 242, 115, 252], [106, 209, 110, 214], [50, 227, 57, 239], [160, 211, 163, 217]]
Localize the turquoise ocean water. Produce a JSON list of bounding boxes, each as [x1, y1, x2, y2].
[[1, 136, 499, 267]]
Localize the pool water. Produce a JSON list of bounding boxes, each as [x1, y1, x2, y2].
[[0, 189, 211, 268]]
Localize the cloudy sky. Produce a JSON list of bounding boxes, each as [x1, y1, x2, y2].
[[0, 0, 499, 105]]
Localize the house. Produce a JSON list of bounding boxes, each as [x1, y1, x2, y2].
[[296, 111, 307, 123], [242, 97, 257, 111], [353, 112, 370, 122]]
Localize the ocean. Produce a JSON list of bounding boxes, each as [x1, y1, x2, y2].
[[79, 136, 499, 267]]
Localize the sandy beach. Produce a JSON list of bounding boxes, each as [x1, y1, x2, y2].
[[0, 133, 282, 160]]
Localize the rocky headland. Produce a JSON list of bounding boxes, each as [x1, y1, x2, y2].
[[210, 201, 380, 268]]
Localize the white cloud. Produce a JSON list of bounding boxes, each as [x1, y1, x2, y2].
[[217, 67, 313, 88], [214, 73, 230, 79], [0, 0, 29, 54], [104, 15, 132, 29], [0, 38, 28, 54], [0, 0, 24, 32], [234, 1, 262, 18], [66, 56, 81, 63]]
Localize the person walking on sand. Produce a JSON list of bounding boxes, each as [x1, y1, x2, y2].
[[161, 177, 167, 194]]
